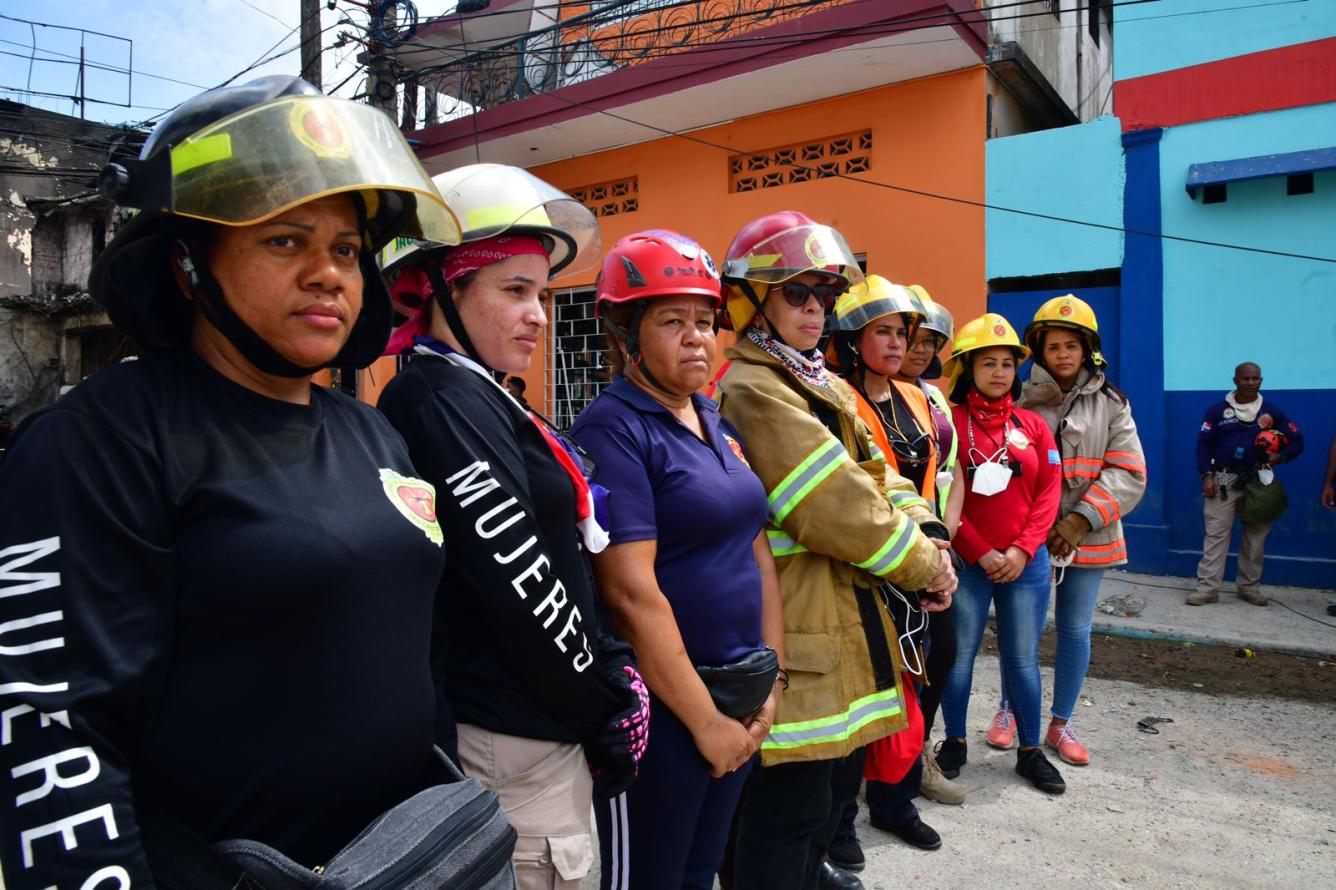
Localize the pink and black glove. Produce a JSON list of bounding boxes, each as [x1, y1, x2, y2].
[[588, 663, 650, 797]]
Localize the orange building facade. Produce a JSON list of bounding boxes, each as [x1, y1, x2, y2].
[[381, 0, 990, 423]]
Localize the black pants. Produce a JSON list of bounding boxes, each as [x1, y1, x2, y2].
[[838, 605, 958, 835], [917, 603, 957, 740], [732, 749, 866, 890]]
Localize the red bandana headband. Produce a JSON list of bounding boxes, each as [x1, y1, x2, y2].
[[383, 234, 551, 355]]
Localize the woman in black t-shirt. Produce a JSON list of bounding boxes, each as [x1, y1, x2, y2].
[[0, 76, 460, 889], [377, 164, 649, 890]]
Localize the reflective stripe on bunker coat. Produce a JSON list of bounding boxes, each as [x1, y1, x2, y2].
[[766, 526, 808, 557], [925, 383, 957, 516], [767, 437, 846, 525], [763, 685, 903, 752]]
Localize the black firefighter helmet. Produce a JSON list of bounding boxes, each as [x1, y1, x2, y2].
[[90, 74, 460, 376]]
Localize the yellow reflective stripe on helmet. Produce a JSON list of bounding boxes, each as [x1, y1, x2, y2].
[[766, 528, 808, 557], [768, 438, 845, 525], [171, 134, 233, 175], [464, 204, 551, 230], [762, 686, 903, 751], [855, 520, 920, 577], [748, 253, 782, 269]]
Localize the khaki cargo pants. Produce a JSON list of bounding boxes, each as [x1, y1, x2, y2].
[[1196, 484, 1272, 597], [457, 724, 595, 890]]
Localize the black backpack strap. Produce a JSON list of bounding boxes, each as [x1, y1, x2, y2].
[[138, 799, 261, 890]]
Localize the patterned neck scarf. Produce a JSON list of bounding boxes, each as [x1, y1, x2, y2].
[[965, 388, 1013, 431], [746, 325, 829, 388]]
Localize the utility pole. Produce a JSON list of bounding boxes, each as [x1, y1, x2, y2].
[[365, 4, 398, 118], [300, 0, 323, 88]]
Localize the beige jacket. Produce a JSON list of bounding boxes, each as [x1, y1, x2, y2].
[[1020, 366, 1147, 566], [718, 338, 942, 764]]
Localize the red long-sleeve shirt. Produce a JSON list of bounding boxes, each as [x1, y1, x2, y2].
[[951, 404, 1061, 565]]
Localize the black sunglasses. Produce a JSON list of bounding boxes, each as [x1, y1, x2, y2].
[[777, 281, 842, 309]]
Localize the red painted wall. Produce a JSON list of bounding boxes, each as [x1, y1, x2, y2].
[[1115, 37, 1336, 132]]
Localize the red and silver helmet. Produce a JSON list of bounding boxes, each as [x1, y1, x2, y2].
[[720, 210, 862, 331]]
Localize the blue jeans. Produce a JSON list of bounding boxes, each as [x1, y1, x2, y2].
[[942, 546, 1051, 748], [998, 565, 1106, 722]]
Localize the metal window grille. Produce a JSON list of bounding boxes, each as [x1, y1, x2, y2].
[[546, 287, 608, 429], [730, 130, 873, 193]]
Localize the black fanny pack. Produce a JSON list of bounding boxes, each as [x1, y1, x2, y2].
[[141, 749, 517, 890], [696, 646, 780, 719]]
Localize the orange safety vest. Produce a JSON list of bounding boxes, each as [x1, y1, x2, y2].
[[851, 381, 940, 509]]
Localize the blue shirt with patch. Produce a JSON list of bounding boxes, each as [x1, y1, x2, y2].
[[572, 376, 768, 666], [1196, 397, 1304, 475]]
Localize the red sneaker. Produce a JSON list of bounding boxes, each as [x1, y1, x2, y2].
[[985, 708, 1015, 749], [1046, 721, 1090, 766]]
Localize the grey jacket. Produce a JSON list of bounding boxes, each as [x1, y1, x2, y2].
[[1020, 365, 1146, 567]]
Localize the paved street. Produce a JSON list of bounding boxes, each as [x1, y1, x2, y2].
[[848, 653, 1335, 888]]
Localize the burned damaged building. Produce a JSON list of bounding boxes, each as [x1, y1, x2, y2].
[[0, 99, 145, 426]]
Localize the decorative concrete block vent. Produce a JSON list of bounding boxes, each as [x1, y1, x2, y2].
[[569, 175, 639, 218], [730, 130, 873, 193]]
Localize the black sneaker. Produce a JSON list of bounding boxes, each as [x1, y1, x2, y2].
[[1016, 747, 1066, 795], [934, 738, 967, 779], [870, 813, 942, 851], [827, 834, 865, 872]]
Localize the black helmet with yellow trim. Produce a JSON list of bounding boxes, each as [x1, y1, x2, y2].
[[91, 75, 461, 376]]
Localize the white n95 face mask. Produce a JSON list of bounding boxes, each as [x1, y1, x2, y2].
[[1257, 467, 1275, 485], [971, 460, 1013, 497]]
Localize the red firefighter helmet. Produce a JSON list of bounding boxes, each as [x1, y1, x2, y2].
[[594, 229, 722, 316], [719, 210, 863, 331], [1255, 429, 1289, 455]]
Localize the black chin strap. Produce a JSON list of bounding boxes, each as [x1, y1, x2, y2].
[[424, 264, 504, 382], [178, 242, 321, 379], [736, 278, 795, 350], [600, 303, 677, 398]]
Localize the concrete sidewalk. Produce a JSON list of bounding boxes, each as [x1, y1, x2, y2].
[[1074, 570, 1336, 659]]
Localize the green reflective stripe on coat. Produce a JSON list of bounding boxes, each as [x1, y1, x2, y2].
[[768, 438, 845, 525], [856, 519, 919, 577], [762, 687, 903, 750], [869, 441, 886, 463], [889, 490, 931, 512], [927, 385, 958, 516], [766, 528, 808, 557]]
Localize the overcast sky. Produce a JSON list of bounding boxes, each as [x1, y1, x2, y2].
[[0, 1, 461, 127]]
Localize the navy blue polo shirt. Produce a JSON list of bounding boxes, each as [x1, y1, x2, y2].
[[572, 376, 768, 667]]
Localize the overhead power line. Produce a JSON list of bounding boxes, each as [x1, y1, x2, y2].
[[519, 78, 1336, 265]]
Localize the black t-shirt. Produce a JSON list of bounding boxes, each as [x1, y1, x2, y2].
[[874, 389, 931, 495], [378, 353, 629, 746], [0, 350, 446, 888]]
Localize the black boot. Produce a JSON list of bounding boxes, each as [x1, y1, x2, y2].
[[1016, 747, 1066, 795], [817, 860, 865, 889], [934, 738, 967, 779]]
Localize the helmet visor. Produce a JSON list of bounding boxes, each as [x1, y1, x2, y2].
[[834, 279, 922, 332], [167, 95, 460, 245], [430, 163, 601, 276], [722, 224, 863, 287], [920, 300, 954, 340]]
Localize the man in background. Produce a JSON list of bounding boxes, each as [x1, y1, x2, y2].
[[1189, 362, 1304, 607]]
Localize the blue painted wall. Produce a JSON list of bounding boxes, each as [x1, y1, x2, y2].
[[1115, 0, 1336, 80], [1157, 103, 1336, 393], [986, 117, 1124, 280], [987, 286, 1122, 389]]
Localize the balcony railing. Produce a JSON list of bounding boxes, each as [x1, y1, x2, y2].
[[392, 0, 854, 131]]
